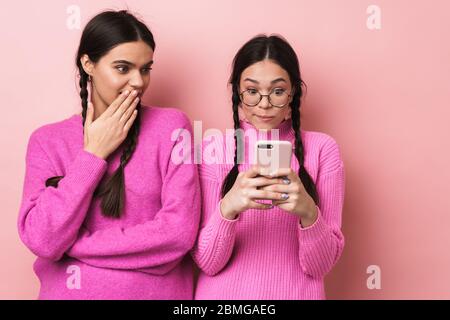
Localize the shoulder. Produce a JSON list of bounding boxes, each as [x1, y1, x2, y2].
[[301, 129, 340, 151], [140, 105, 192, 131], [138, 106, 194, 158], [301, 129, 344, 174], [27, 115, 80, 152]]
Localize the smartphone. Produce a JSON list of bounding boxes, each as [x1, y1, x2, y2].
[[255, 140, 292, 176]]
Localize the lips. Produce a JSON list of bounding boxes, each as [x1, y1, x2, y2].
[[255, 115, 275, 120]]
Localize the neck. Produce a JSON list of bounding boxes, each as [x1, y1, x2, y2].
[[239, 118, 295, 141], [233, 118, 297, 165]]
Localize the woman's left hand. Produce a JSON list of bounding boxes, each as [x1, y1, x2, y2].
[[260, 168, 318, 228]]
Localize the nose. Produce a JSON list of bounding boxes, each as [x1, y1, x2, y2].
[[129, 71, 144, 91], [257, 95, 271, 109]]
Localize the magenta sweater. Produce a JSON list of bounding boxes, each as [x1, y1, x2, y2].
[[192, 119, 345, 300], [18, 106, 200, 300]]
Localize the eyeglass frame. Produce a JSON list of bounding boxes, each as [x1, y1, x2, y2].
[[238, 88, 293, 108]]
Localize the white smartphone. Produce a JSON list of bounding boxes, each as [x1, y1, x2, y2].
[[255, 140, 292, 176]]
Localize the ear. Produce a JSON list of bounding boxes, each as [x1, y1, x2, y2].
[[80, 54, 94, 76]]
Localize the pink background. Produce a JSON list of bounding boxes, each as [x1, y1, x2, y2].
[[1, 0, 449, 299]]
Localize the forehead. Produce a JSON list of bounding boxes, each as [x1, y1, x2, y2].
[[240, 59, 290, 85], [100, 41, 154, 64]]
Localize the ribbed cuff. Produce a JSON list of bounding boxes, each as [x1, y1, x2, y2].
[[298, 206, 331, 245], [209, 201, 239, 237], [61, 149, 108, 194]]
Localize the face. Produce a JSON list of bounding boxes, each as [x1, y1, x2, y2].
[[239, 59, 293, 130], [81, 40, 154, 115]]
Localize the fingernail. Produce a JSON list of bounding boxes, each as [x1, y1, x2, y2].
[[132, 90, 138, 96], [123, 90, 129, 95]]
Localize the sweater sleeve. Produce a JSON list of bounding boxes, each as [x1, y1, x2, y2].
[[297, 136, 345, 279], [66, 121, 201, 275], [17, 131, 108, 261], [191, 148, 239, 276]]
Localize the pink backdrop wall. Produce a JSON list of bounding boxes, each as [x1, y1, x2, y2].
[[1, 0, 449, 299]]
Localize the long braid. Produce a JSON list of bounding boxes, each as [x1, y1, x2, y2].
[[45, 69, 89, 188], [291, 104, 319, 206], [93, 102, 141, 218], [221, 89, 241, 197], [80, 71, 89, 126]]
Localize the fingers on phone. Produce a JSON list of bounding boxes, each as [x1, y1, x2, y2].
[[251, 177, 285, 188], [250, 190, 285, 201], [245, 166, 261, 178], [270, 168, 292, 178], [259, 184, 290, 194], [250, 200, 273, 210]]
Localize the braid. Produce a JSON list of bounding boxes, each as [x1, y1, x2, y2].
[[291, 105, 319, 206], [221, 89, 241, 197], [45, 69, 90, 188], [80, 71, 89, 125], [94, 102, 141, 218], [119, 105, 140, 167]]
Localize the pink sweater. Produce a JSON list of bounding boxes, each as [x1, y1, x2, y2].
[[18, 106, 200, 300], [192, 119, 345, 300]]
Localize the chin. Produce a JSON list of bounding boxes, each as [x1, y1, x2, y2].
[[254, 118, 283, 130]]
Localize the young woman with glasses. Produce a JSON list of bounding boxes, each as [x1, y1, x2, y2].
[[192, 34, 345, 300]]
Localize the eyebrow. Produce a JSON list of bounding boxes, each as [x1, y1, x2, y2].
[[243, 77, 287, 84], [111, 59, 154, 67]]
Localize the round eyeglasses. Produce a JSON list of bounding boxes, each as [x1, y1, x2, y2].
[[239, 88, 291, 108]]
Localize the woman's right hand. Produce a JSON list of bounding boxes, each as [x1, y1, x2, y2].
[[83, 90, 140, 160], [220, 166, 288, 220]]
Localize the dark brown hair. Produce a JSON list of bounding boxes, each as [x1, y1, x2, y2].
[[45, 10, 155, 218]]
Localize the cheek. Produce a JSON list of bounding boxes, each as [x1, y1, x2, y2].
[[240, 106, 253, 120], [143, 76, 151, 90], [97, 70, 127, 96], [280, 108, 290, 119], [270, 109, 291, 127], [105, 71, 127, 90]]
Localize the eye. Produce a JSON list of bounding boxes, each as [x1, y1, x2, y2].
[[141, 67, 153, 74], [115, 65, 129, 73], [272, 88, 286, 96], [246, 88, 258, 95]]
